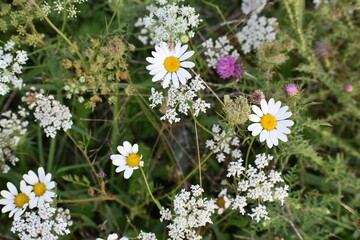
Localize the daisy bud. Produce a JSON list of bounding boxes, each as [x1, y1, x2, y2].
[[345, 84, 353, 92], [215, 56, 244, 79], [285, 84, 298, 95], [250, 90, 265, 105], [180, 34, 190, 44]]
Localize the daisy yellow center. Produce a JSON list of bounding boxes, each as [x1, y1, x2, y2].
[[127, 153, 141, 168], [217, 197, 226, 209], [14, 193, 30, 208], [34, 183, 46, 196], [261, 114, 277, 130], [164, 57, 180, 72]]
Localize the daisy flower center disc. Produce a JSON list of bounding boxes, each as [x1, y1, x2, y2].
[[217, 197, 226, 209], [164, 57, 180, 72], [14, 193, 30, 208], [127, 153, 141, 168], [34, 183, 47, 196], [261, 114, 277, 130]]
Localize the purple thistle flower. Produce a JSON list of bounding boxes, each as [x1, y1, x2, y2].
[[285, 84, 298, 95], [345, 84, 353, 92], [215, 56, 244, 79]]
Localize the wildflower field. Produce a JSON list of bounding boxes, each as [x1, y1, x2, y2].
[[0, 0, 360, 239]]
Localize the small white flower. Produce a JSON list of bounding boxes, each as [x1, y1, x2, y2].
[[248, 98, 294, 148], [111, 141, 144, 179], [22, 167, 56, 207], [146, 42, 195, 88], [217, 188, 231, 214], [248, 204, 270, 222], [241, 0, 267, 15], [0, 181, 36, 219]]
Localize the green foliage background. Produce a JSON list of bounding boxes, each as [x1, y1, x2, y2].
[[0, 0, 359, 239]]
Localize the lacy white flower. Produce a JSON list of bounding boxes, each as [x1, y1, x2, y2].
[[146, 42, 195, 88], [0, 107, 28, 173], [202, 36, 240, 69], [97, 233, 129, 240], [111, 141, 144, 179], [52, 0, 88, 18], [226, 153, 289, 222], [248, 98, 294, 148], [137, 231, 157, 240], [149, 75, 210, 124], [217, 188, 232, 215], [134, 0, 201, 45], [23, 167, 56, 207], [0, 181, 35, 219], [206, 124, 242, 163], [11, 203, 72, 240], [0, 40, 27, 95], [160, 185, 217, 240], [236, 14, 277, 53], [241, 0, 267, 15], [23, 89, 73, 138]]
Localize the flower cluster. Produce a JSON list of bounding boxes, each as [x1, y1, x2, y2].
[[241, 0, 267, 15], [0, 168, 71, 239], [0, 40, 28, 95], [228, 153, 289, 222], [134, 0, 201, 45], [202, 36, 240, 69], [0, 107, 28, 173], [23, 89, 73, 138], [236, 14, 277, 53], [160, 185, 218, 240], [11, 203, 72, 240], [205, 124, 242, 163], [52, 0, 89, 18], [149, 75, 211, 124], [137, 231, 158, 240], [215, 55, 244, 79], [97, 233, 128, 240]]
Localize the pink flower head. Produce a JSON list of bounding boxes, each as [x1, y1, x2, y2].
[[345, 84, 353, 92], [215, 56, 244, 79], [285, 84, 298, 95]]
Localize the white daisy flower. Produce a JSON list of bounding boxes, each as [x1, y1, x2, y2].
[[146, 42, 195, 88], [217, 188, 231, 215], [248, 98, 294, 148], [110, 141, 144, 179], [22, 167, 56, 207], [0, 180, 36, 219]]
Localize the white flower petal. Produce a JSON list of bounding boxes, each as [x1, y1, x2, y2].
[[179, 51, 194, 61], [276, 131, 288, 142], [0, 199, 13, 205], [249, 114, 260, 122], [124, 168, 134, 179], [2, 203, 15, 213], [278, 119, 294, 127], [38, 167, 46, 183], [276, 124, 291, 134], [248, 123, 261, 131], [115, 165, 127, 173], [117, 146, 129, 157], [110, 154, 126, 161], [172, 72, 180, 88], [176, 44, 188, 58], [272, 101, 282, 115], [259, 130, 268, 142], [152, 69, 167, 82], [269, 130, 279, 146], [276, 106, 289, 116], [46, 182, 56, 190], [112, 159, 126, 167], [252, 125, 263, 136], [276, 111, 292, 120], [177, 67, 191, 79], [266, 135, 273, 148], [162, 73, 171, 88], [8, 183, 18, 196], [267, 98, 275, 114], [1, 190, 14, 200], [180, 61, 195, 68], [132, 144, 139, 154], [252, 105, 263, 117], [260, 99, 268, 114]]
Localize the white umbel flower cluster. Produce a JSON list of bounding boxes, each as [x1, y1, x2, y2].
[[160, 185, 217, 240], [205, 124, 242, 163], [11, 203, 73, 240], [137, 231, 158, 240], [241, 0, 267, 15], [236, 14, 277, 53], [134, 0, 202, 45], [0, 107, 29, 173], [202, 36, 240, 68], [228, 153, 289, 222], [53, 0, 89, 18], [23, 89, 73, 138], [149, 75, 211, 124], [0, 40, 28, 95]]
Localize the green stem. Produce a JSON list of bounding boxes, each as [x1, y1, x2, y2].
[[140, 167, 162, 210], [37, 127, 45, 166], [33, 2, 87, 69], [47, 138, 56, 172], [245, 137, 256, 170], [192, 113, 202, 188]]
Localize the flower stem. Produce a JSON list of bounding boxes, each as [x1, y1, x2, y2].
[[140, 167, 162, 210], [245, 137, 256, 170]]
